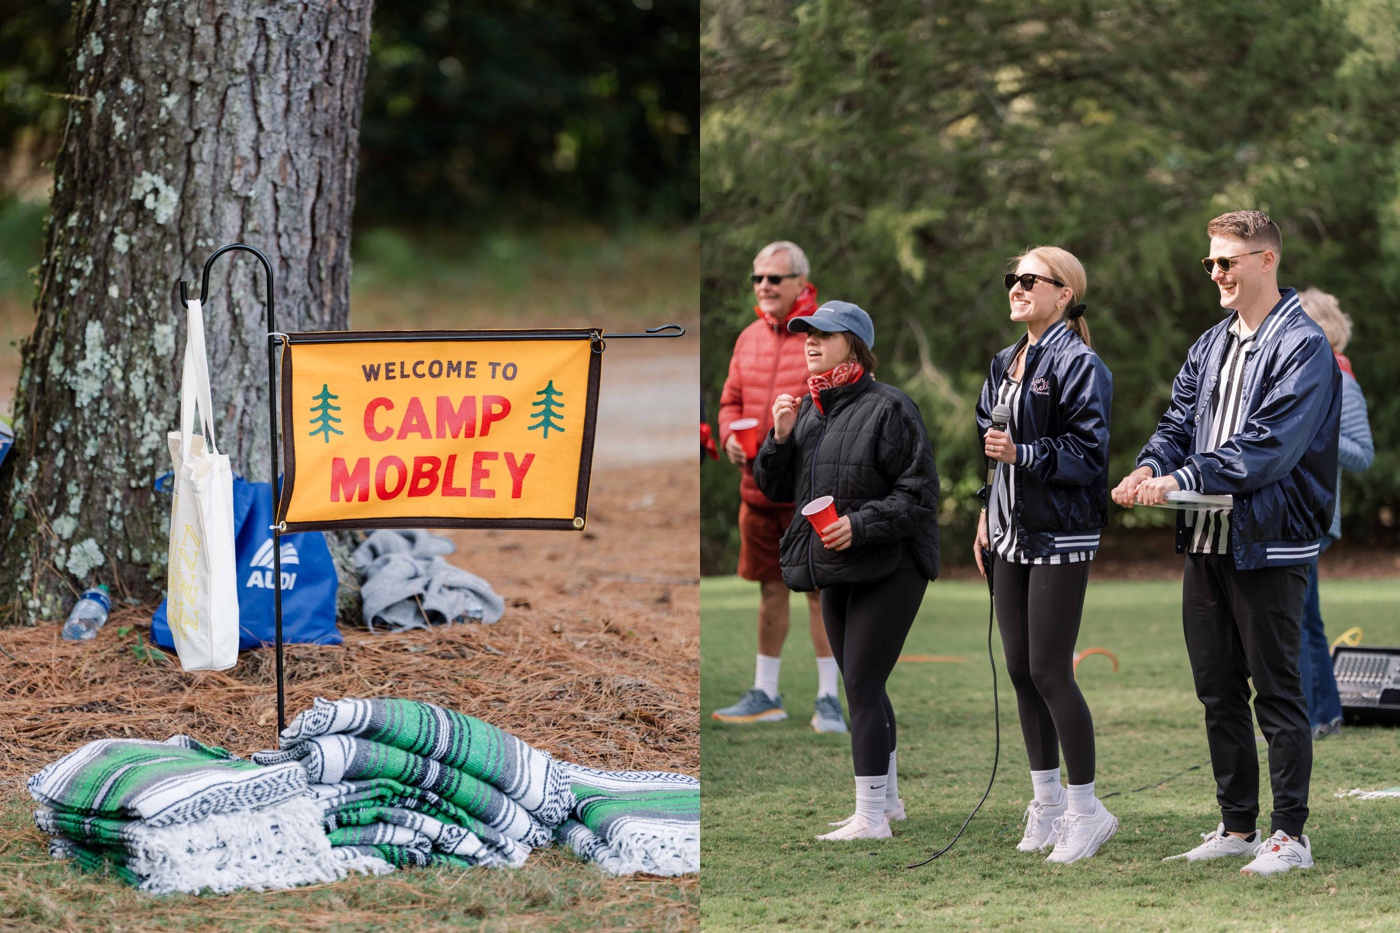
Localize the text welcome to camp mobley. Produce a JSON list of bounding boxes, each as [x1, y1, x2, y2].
[[281, 335, 593, 525]]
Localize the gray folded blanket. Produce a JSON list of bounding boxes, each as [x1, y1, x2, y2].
[[352, 530, 505, 632]]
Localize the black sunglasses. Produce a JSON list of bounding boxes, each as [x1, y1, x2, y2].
[[1200, 250, 1265, 274], [752, 273, 801, 286], [1004, 272, 1064, 292]]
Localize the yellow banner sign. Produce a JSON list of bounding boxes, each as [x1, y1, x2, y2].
[[278, 329, 601, 531]]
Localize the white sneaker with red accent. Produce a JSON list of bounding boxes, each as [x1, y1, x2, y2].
[[1240, 831, 1313, 876]]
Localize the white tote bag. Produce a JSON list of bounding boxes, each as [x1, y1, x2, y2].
[[165, 298, 240, 671]]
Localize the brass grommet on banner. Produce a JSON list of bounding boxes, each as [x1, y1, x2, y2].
[[573, 517, 585, 529]]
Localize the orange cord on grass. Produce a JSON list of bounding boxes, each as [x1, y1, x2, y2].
[[1073, 647, 1119, 674]]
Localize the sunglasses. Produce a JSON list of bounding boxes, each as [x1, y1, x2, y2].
[[1200, 250, 1265, 274], [1004, 272, 1064, 292], [752, 273, 801, 286]]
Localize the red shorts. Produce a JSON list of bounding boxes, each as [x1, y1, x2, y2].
[[737, 502, 795, 583]]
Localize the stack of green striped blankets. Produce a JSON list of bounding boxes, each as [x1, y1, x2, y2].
[[26, 735, 390, 894], [253, 697, 700, 876]]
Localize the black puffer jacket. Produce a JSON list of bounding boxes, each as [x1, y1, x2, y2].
[[752, 374, 940, 591]]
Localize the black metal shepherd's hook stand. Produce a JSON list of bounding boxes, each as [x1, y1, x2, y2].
[[174, 243, 289, 735], [175, 244, 688, 743]]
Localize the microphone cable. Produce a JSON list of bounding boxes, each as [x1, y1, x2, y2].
[[908, 553, 1001, 869]]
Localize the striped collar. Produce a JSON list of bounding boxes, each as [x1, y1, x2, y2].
[[1224, 287, 1301, 349], [1030, 318, 1075, 353]]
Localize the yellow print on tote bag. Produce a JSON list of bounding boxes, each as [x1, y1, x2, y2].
[[165, 298, 239, 671]]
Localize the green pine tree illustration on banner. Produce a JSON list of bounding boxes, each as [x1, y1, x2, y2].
[[309, 384, 343, 443], [529, 380, 565, 438]]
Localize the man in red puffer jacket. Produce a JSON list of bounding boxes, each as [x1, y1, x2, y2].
[[713, 241, 846, 734]]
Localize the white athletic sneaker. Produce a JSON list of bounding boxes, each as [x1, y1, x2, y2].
[[1162, 824, 1260, 862], [1016, 798, 1067, 852], [816, 814, 892, 841], [1240, 831, 1313, 877], [829, 798, 905, 827], [1045, 801, 1118, 864]]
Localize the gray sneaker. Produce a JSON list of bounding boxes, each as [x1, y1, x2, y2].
[[811, 694, 848, 733], [712, 688, 787, 723], [1312, 718, 1343, 740]]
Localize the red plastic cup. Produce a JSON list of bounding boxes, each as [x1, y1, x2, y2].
[[729, 418, 760, 459], [802, 496, 840, 536]]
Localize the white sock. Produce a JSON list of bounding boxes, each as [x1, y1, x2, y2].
[[1031, 768, 1064, 806], [855, 776, 887, 825], [886, 750, 900, 809], [1066, 781, 1096, 817], [755, 655, 781, 701], [816, 656, 840, 699]]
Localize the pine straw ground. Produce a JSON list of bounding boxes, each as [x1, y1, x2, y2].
[[0, 461, 699, 933]]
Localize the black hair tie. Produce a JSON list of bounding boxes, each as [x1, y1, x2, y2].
[[1066, 303, 1086, 320]]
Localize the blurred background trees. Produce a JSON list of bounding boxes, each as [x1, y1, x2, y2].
[[700, 0, 1400, 574], [1, 0, 696, 228], [0, 0, 698, 345]]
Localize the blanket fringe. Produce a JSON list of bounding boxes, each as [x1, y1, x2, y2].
[[119, 797, 359, 895]]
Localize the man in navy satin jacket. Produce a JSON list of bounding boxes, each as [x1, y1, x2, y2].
[[1113, 210, 1340, 878]]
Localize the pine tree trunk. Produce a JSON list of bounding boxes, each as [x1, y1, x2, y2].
[[0, 0, 374, 624]]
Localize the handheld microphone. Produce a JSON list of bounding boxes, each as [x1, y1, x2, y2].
[[984, 402, 1011, 488]]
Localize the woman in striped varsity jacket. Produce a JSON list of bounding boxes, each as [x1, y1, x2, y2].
[[974, 246, 1117, 865]]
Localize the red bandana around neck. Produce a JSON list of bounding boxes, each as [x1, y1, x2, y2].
[[755, 282, 819, 330], [808, 361, 865, 414], [1335, 352, 1354, 379]]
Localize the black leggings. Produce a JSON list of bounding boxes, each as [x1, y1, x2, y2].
[[993, 557, 1095, 784], [821, 562, 928, 776]]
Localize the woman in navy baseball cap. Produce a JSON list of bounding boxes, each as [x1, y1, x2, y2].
[[752, 300, 941, 841]]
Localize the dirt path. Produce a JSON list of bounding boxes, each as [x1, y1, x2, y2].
[[593, 337, 698, 467]]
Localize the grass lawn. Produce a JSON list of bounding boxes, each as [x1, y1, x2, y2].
[[701, 575, 1400, 932], [0, 798, 694, 932]]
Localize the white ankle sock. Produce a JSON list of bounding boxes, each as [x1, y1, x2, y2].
[[816, 656, 840, 699], [1031, 768, 1064, 806], [855, 776, 887, 824], [755, 655, 781, 701], [1066, 781, 1096, 816], [886, 750, 899, 809]]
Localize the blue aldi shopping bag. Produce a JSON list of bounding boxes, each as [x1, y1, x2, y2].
[[154, 475, 342, 651]]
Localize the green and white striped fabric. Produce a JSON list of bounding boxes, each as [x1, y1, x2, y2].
[[255, 733, 552, 848], [310, 779, 529, 867], [28, 736, 389, 894], [275, 697, 570, 823], [28, 735, 305, 827], [263, 697, 699, 876], [556, 761, 700, 876]]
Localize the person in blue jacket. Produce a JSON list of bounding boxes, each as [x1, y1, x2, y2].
[[1113, 210, 1341, 877], [1295, 288, 1374, 739], [975, 246, 1117, 865]]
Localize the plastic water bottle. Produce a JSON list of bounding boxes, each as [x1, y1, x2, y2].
[[61, 585, 112, 641]]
